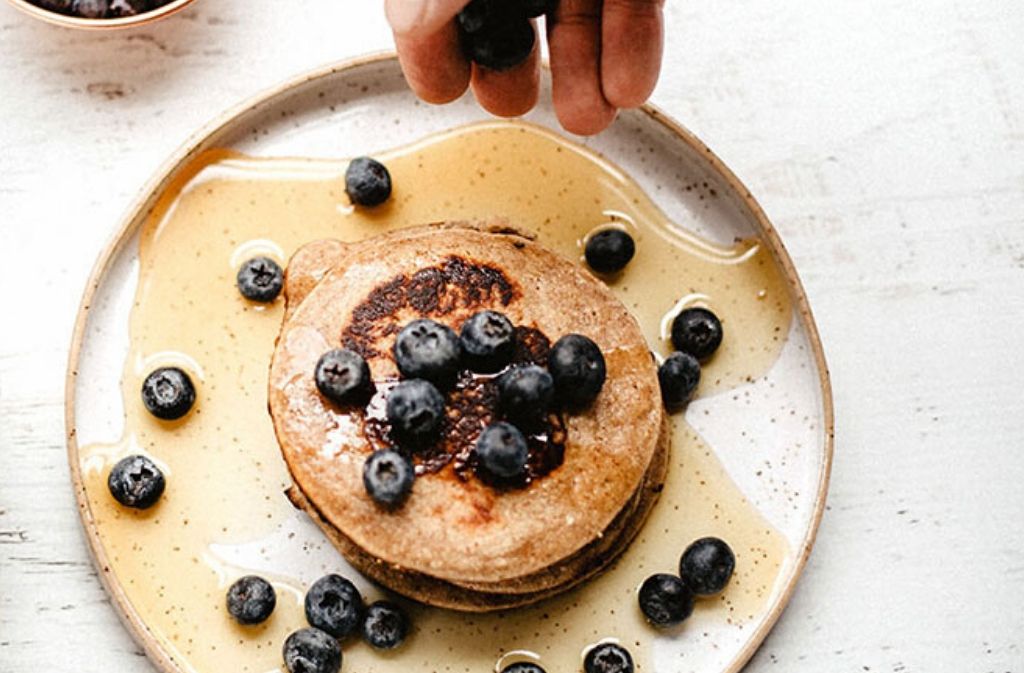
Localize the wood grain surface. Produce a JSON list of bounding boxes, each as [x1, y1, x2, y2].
[[1, 1, 1021, 672]]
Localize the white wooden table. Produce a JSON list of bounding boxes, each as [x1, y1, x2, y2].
[[1, 1, 1022, 671]]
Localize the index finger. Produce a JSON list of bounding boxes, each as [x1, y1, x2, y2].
[[386, 0, 473, 104]]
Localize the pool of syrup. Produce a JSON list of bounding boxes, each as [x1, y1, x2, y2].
[[79, 121, 793, 673]]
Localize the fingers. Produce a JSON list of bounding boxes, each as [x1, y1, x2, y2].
[[547, 0, 617, 135], [470, 26, 541, 118], [392, 20, 472, 104], [387, 0, 663, 132], [601, 0, 665, 108]]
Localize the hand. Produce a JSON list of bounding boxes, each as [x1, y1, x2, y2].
[[385, 0, 665, 136]]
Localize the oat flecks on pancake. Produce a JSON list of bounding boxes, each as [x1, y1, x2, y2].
[[268, 223, 664, 601]]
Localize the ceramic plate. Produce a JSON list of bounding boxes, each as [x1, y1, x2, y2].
[[66, 54, 833, 673]]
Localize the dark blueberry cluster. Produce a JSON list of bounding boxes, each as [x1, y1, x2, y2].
[[315, 311, 606, 502], [29, 0, 173, 19], [383, 313, 604, 485], [657, 306, 723, 411], [280, 574, 410, 673], [636, 537, 735, 628], [457, 0, 558, 71]]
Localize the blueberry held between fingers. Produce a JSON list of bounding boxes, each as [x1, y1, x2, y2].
[[498, 364, 554, 425], [315, 349, 372, 406], [585, 229, 636, 274], [236, 256, 284, 303], [386, 379, 446, 439], [502, 663, 547, 673], [584, 643, 634, 673], [670, 307, 723, 360], [361, 600, 410, 650], [680, 537, 735, 596], [394, 319, 461, 383], [456, 0, 502, 33], [462, 18, 536, 72], [548, 334, 606, 409], [107, 455, 165, 509], [304, 574, 365, 639], [345, 157, 392, 207], [637, 573, 694, 627], [475, 422, 529, 480], [658, 352, 701, 410], [226, 575, 276, 625], [141, 366, 196, 420], [363, 449, 414, 508], [282, 627, 341, 673], [459, 310, 516, 372]]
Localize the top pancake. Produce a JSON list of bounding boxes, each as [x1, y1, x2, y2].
[[268, 223, 663, 584]]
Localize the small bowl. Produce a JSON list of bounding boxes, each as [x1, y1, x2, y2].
[[6, 0, 196, 29]]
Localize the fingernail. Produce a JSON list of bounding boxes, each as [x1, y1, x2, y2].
[[386, 0, 428, 35]]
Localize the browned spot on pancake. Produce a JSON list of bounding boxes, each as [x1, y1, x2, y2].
[[357, 327, 565, 490], [341, 256, 518, 359]]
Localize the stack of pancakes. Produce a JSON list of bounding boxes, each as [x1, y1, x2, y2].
[[269, 223, 667, 611]]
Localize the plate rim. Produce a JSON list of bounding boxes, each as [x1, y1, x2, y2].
[[64, 51, 834, 673]]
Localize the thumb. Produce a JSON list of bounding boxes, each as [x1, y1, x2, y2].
[[385, 0, 470, 37]]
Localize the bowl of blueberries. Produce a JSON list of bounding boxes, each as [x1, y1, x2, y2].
[[8, 0, 194, 28]]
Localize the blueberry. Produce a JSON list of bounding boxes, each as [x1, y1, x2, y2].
[[304, 574, 365, 639], [107, 0, 145, 15], [670, 307, 723, 360], [585, 229, 636, 274], [236, 256, 284, 303], [658, 352, 701, 410], [548, 334, 606, 409], [107, 455, 165, 509], [394, 319, 461, 383], [679, 537, 735, 596], [502, 664, 547, 673], [282, 627, 341, 673], [345, 157, 392, 207], [141, 366, 196, 420], [362, 449, 414, 508], [584, 643, 634, 673], [361, 600, 410, 650], [70, 0, 108, 17], [497, 364, 554, 425], [459, 310, 516, 372], [462, 18, 536, 71], [226, 575, 276, 625], [475, 422, 529, 480], [456, 0, 503, 33], [637, 573, 694, 627], [386, 379, 445, 439], [315, 349, 372, 406]]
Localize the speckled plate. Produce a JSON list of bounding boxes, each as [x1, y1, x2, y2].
[[66, 54, 833, 673]]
